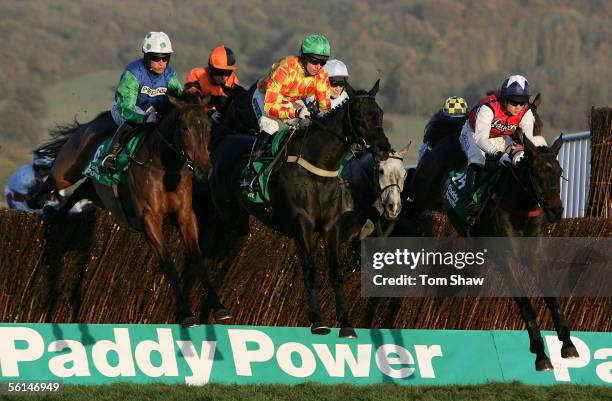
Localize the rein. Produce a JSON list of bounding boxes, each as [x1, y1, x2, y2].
[[285, 93, 382, 177]]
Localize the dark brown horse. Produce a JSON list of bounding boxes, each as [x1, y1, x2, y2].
[[30, 94, 231, 327], [403, 95, 579, 371]]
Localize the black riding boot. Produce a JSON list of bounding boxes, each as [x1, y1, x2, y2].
[[241, 131, 273, 190], [100, 123, 133, 172], [464, 163, 482, 224]]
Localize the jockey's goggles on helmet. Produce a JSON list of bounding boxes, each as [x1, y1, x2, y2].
[[302, 54, 328, 66], [504, 96, 529, 106], [149, 54, 170, 62], [211, 67, 233, 77], [329, 78, 346, 87]]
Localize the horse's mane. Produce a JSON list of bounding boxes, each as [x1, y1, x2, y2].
[[34, 111, 112, 158]]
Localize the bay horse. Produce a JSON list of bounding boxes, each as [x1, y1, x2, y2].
[[210, 80, 401, 338], [30, 94, 231, 327], [404, 95, 579, 370]]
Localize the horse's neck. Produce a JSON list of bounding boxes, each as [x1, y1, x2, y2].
[[497, 165, 539, 211], [345, 152, 377, 202], [292, 107, 349, 170], [139, 116, 183, 171]]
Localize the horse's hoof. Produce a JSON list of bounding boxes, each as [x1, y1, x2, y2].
[[535, 358, 553, 371], [214, 308, 232, 322], [339, 327, 358, 339], [311, 322, 331, 335], [562, 346, 579, 359], [181, 315, 200, 328]]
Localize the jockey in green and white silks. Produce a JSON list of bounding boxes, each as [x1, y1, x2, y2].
[[102, 32, 183, 172]]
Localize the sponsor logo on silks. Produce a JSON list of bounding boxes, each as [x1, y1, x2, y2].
[[140, 86, 167, 97], [444, 184, 459, 208], [490, 119, 518, 133], [451, 171, 466, 190], [0, 324, 610, 386]]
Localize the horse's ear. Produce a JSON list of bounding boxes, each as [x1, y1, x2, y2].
[[523, 134, 539, 154], [368, 79, 380, 97], [168, 94, 186, 110], [345, 81, 356, 98], [532, 93, 541, 109], [398, 141, 411, 158], [550, 134, 563, 155], [514, 127, 525, 145]]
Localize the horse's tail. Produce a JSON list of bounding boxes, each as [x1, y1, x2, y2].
[[34, 111, 110, 159]]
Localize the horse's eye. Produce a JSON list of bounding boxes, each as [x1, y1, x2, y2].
[[379, 168, 384, 175]]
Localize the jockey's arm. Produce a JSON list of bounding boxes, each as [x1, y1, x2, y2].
[[116, 71, 146, 125], [184, 68, 203, 95], [473, 106, 498, 155], [518, 108, 536, 142], [167, 72, 183, 96], [314, 75, 332, 115], [264, 79, 296, 120]]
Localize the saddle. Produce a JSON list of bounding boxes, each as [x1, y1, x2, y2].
[[83, 128, 147, 187], [443, 164, 503, 228]]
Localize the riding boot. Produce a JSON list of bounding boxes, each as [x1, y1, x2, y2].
[[100, 123, 133, 172], [464, 163, 482, 225], [241, 131, 273, 190]]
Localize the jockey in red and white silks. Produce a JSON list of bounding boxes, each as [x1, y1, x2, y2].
[[460, 75, 537, 167]]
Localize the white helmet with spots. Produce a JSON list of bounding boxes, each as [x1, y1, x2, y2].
[[142, 32, 173, 54]]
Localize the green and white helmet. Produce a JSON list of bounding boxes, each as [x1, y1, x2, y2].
[[142, 32, 173, 54]]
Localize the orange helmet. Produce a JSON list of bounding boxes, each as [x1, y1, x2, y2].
[[208, 45, 237, 71]]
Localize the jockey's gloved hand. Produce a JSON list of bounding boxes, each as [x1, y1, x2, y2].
[[146, 112, 158, 124], [494, 151, 513, 167], [297, 107, 311, 120]]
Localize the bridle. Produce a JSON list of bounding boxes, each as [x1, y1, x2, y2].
[[152, 108, 211, 172]]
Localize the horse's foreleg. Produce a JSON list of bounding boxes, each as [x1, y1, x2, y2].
[[27, 177, 58, 210], [324, 225, 356, 339], [143, 212, 197, 327], [295, 216, 328, 335], [177, 208, 231, 322], [515, 297, 553, 371], [544, 297, 578, 358]]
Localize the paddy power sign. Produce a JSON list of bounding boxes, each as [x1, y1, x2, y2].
[[0, 324, 610, 386]]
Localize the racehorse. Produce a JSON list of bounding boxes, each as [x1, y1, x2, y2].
[[29, 94, 231, 327], [210, 80, 402, 338], [404, 95, 578, 370]]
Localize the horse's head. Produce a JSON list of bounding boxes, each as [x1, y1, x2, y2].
[[377, 143, 410, 220], [345, 80, 392, 161], [167, 93, 214, 177], [516, 127, 564, 223]]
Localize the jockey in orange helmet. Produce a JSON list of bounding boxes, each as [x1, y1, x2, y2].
[[184, 45, 240, 114]]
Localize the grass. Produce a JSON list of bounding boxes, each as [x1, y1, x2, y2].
[[42, 70, 120, 133], [384, 113, 428, 166], [0, 382, 608, 401]]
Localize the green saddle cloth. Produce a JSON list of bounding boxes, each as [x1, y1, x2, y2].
[[83, 131, 145, 186], [444, 166, 502, 226], [241, 128, 355, 204]]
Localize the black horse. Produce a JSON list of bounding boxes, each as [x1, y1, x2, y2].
[[404, 95, 578, 370], [210, 81, 393, 338]]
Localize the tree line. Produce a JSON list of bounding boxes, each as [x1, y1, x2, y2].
[[0, 0, 609, 148]]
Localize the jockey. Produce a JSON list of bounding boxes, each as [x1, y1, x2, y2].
[[324, 59, 350, 110], [242, 33, 333, 189], [184, 45, 240, 118], [4, 152, 61, 213], [101, 32, 183, 172], [418, 96, 468, 159], [460, 74, 535, 219]]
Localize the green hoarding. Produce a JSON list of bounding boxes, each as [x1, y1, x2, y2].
[[0, 324, 610, 386]]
